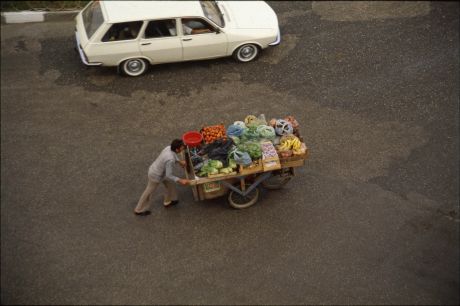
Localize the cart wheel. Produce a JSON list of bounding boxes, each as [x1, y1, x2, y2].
[[228, 187, 259, 209], [262, 175, 292, 190]]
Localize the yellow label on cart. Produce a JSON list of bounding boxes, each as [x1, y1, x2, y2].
[[204, 182, 221, 193]]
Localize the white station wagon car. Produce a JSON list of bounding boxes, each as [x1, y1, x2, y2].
[[74, 1, 281, 76]]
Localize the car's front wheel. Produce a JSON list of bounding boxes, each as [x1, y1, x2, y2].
[[120, 58, 148, 77], [233, 44, 259, 63]]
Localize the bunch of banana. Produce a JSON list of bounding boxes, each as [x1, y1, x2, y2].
[[277, 135, 302, 151], [292, 142, 304, 155]]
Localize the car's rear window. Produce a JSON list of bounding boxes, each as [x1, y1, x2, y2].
[[102, 21, 143, 42], [82, 1, 104, 39]]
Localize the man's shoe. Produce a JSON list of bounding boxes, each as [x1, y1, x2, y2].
[[134, 210, 151, 216], [164, 200, 179, 207]]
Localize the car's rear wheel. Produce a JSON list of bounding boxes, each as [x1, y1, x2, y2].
[[233, 44, 259, 63], [120, 58, 148, 77]]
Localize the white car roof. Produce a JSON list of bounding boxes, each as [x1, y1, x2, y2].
[[101, 1, 205, 23]]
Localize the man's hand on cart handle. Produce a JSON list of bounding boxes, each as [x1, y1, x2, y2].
[[178, 179, 191, 186]]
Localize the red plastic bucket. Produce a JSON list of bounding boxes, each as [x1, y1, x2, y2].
[[182, 131, 203, 147]]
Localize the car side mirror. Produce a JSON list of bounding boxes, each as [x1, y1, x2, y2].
[[215, 28, 221, 34]]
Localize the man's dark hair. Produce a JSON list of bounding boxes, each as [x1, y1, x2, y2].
[[171, 139, 184, 151]]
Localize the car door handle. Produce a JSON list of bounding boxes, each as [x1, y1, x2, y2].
[[141, 42, 151, 46], [182, 38, 192, 41]]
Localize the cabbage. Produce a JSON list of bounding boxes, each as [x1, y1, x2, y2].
[[238, 142, 262, 160], [208, 160, 223, 169], [257, 125, 276, 140], [241, 125, 259, 141], [198, 161, 221, 176], [219, 167, 233, 174], [208, 167, 218, 175]]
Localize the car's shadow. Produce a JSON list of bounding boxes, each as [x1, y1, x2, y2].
[[38, 35, 271, 97]]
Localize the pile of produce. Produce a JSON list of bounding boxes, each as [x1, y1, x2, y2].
[[201, 124, 226, 144], [276, 134, 306, 157], [199, 138, 235, 167], [257, 125, 276, 141], [241, 125, 260, 142], [237, 142, 262, 160], [197, 159, 237, 177], [186, 114, 306, 178], [197, 159, 222, 176]]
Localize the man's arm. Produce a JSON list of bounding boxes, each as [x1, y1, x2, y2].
[[191, 28, 212, 34], [165, 160, 180, 183], [165, 160, 189, 185]]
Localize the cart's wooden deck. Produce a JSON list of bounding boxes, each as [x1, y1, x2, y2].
[[189, 151, 307, 186], [189, 169, 265, 186]]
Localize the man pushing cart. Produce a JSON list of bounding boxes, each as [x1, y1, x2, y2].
[[134, 114, 308, 214]]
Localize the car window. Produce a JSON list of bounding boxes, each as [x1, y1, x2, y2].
[[182, 18, 215, 36], [144, 19, 177, 38], [200, 1, 224, 27], [82, 1, 104, 39], [102, 21, 143, 42]]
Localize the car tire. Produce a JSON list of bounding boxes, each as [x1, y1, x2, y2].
[[120, 58, 148, 77], [233, 44, 259, 63]]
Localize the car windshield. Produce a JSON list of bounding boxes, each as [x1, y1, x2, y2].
[[200, 1, 224, 27], [82, 1, 104, 39]]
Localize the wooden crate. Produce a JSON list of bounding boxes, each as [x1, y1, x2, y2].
[[238, 159, 263, 175], [279, 147, 308, 168], [197, 181, 228, 200], [280, 158, 304, 168], [278, 147, 309, 162], [279, 154, 305, 163], [196, 177, 239, 200]]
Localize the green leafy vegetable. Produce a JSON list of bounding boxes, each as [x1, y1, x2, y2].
[[257, 125, 276, 140], [197, 160, 222, 176], [208, 160, 223, 169], [219, 167, 233, 174], [208, 167, 218, 175], [238, 142, 262, 160], [241, 125, 259, 141]]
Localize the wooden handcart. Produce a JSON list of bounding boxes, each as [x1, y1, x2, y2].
[[183, 147, 308, 209]]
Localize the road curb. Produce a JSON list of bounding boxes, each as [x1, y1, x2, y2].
[[1, 10, 79, 24]]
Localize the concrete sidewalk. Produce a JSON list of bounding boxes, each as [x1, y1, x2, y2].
[[1, 10, 78, 24]]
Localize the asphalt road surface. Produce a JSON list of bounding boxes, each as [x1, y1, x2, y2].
[[1, 1, 459, 305]]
